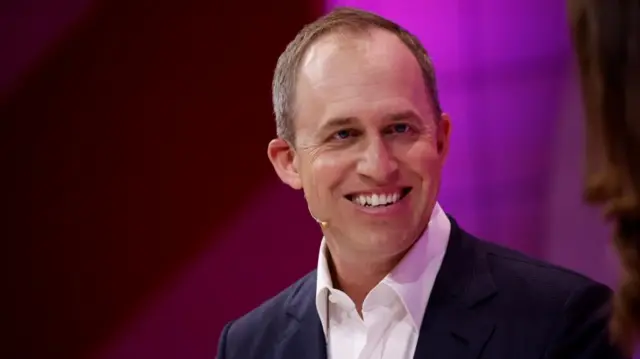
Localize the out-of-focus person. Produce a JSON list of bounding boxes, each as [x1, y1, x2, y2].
[[568, 0, 640, 355]]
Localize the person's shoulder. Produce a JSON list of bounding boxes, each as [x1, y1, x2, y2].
[[464, 234, 623, 358], [230, 270, 315, 330], [471, 233, 611, 301], [220, 270, 316, 353]]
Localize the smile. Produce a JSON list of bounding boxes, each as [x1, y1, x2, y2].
[[344, 187, 412, 208]]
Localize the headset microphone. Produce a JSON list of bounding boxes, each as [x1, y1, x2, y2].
[[304, 190, 329, 229], [308, 206, 329, 229]]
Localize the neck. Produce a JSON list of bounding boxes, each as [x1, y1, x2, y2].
[[325, 241, 406, 313]]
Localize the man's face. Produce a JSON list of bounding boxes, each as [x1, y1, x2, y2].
[[269, 29, 451, 257]]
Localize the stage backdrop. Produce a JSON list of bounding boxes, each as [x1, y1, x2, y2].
[[2, 0, 321, 358], [2, 0, 623, 358]]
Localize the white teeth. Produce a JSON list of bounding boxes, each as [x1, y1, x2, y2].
[[357, 196, 367, 206], [352, 192, 402, 207]]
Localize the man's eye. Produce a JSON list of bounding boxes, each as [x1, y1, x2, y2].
[[392, 123, 410, 133], [384, 123, 413, 135], [332, 129, 355, 140]]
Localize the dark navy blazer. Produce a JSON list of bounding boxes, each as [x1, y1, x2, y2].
[[216, 217, 626, 359]]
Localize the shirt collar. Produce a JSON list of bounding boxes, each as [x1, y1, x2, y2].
[[315, 202, 451, 331]]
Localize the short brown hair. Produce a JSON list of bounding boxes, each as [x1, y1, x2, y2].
[[568, 0, 640, 354], [272, 7, 442, 144]]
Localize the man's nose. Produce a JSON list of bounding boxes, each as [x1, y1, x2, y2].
[[356, 137, 399, 183]]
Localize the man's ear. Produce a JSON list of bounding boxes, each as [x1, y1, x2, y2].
[[437, 113, 452, 160], [267, 138, 302, 190]]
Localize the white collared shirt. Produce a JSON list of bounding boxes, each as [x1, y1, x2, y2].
[[315, 203, 451, 359]]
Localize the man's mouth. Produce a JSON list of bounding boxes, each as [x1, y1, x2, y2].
[[344, 187, 412, 208]]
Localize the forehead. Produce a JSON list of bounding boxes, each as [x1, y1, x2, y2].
[[299, 28, 422, 89], [293, 28, 432, 132]]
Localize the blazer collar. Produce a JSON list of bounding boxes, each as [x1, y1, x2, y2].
[[413, 215, 498, 359], [276, 272, 326, 359], [280, 215, 498, 359]]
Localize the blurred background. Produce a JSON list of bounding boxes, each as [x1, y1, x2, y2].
[[2, 0, 623, 358]]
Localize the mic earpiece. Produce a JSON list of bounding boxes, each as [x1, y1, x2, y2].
[[304, 192, 329, 229], [307, 206, 329, 229], [310, 213, 329, 229]]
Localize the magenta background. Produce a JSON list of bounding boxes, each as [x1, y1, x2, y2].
[[2, 0, 627, 358]]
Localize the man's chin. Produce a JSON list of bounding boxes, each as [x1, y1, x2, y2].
[[342, 225, 419, 250]]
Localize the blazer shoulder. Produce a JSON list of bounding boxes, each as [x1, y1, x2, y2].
[[471, 234, 610, 301], [221, 271, 316, 355]]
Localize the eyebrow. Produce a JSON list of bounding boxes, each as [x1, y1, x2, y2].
[[385, 110, 422, 123], [319, 110, 422, 129], [318, 117, 358, 134]]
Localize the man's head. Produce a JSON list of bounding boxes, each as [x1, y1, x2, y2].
[[268, 7, 451, 259], [272, 7, 443, 144]]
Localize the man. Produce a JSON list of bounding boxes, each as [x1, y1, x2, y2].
[[216, 7, 625, 359]]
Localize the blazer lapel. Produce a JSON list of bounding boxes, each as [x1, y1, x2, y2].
[[414, 217, 497, 359], [275, 273, 327, 359]]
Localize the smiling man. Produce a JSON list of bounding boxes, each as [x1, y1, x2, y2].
[[216, 7, 625, 359]]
